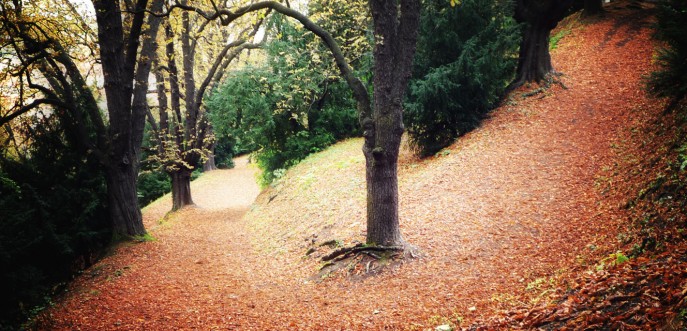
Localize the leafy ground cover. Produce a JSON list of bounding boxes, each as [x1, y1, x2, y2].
[[34, 2, 685, 330]]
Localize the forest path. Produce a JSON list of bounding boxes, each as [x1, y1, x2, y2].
[[40, 4, 659, 330]]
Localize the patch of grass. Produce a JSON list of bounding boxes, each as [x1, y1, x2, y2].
[[132, 233, 156, 242], [550, 29, 571, 50], [490, 292, 523, 305], [106, 266, 130, 282]]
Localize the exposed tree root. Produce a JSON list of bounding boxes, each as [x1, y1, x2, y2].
[[507, 71, 568, 96], [321, 243, 404, 262]]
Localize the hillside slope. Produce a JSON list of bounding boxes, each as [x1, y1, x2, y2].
[[37, 2, 685, 330]]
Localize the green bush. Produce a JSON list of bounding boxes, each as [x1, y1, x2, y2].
[[137, 170, 171, 207], [208, 14, 363, 185], [0, 117, 109, 330], [405, 0, 520, 156], [647, 0, 687, 107], [213, 138, 236, 169]]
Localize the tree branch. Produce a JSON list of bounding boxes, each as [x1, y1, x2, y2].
[[0, 98, 69, 127], [124, 0, 150, 77]]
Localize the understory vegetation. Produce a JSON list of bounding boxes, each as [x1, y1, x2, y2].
[[1, 0, 686, 330], [0, 115, 110, 330], [208, 4, 369, 185], [404, 0, 520, 156]]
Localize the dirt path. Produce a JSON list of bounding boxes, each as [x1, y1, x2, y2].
[[41, 4, 659, 330]]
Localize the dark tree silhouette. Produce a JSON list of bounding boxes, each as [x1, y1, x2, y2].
[[583, 0, 604, 17], [511, 0, 574, 88], [1, 0, 164, 238]]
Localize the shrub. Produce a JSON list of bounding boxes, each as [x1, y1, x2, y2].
[[137, 170, 171, 207], [405, 0, 520, 156], [208, 14, 364, 185], [0, 117, 109, 329], [647, 0, 687, 108]]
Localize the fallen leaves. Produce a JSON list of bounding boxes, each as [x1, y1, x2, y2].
[[33, 2, 685, 330]]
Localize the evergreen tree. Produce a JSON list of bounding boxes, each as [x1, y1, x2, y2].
[[0, 111, 110, 330], [405, 0, 520, 156]]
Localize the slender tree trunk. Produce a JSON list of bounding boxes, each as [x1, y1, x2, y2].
[[170, 169, 194, 211], [106, 164, 145, 237], [513, 22, 554, 86], [203, 142, 218, 171]]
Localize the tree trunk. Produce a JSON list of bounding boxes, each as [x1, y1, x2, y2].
[[583, 0, 603, 17], [216, 1, 419, 247], [363, 0, 421, 247], [203, 149, 217, 171], [364, 136, 404, 246], [106, 163, 145, 238], [513, 22, 554, 86], [511, 0, 574, 89], [171, 169, 194, 211]]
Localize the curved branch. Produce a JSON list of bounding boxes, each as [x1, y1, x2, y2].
[[167, 1, 372, 121], [0, 98, 69, 127]]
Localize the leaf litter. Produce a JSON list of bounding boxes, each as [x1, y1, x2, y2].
[[36, 2, 685, 330]]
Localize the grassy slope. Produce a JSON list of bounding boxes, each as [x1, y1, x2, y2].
[[245, 2, 687, 329]]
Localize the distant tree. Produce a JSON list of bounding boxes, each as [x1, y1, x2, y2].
[[405, 0, 520, 156], [647, 0, 687, 110], [207, 2, 368, 185], [147, 4, 263, 211], [510, 0, 574, 88]]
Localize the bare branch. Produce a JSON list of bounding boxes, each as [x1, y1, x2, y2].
[[0, 98, 69, 127]]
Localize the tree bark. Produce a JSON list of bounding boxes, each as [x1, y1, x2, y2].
[[512, 22, 554, 86], [170, 169, 194, 211], [363, 0, 421, 247], [511, 0, 574, 88], [203, 141, 218, 171], [106, 164, 145, 237], [101, 0, 163, 238]]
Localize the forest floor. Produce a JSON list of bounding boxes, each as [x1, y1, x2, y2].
[[37, 2, 686, 330]]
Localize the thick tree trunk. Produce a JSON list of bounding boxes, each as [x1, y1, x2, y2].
[[170, 169, 194, 211], [363, 0, 420, 247], [513, 22, 554, 86], [583, 0, 603, 17], [106, 164, 145, 238], [364, 135, 404, 246], [511, 0, 574, 89]]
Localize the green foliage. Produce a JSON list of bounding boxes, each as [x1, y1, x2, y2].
[[209, 8, 366, 185], [647, 0, 687, 105], [0, 115, 110, 329], [405, 0, 520, 156], [596, 251, 630, 270], [550, 29, 571, 50], [679, 143, 687, 171], [213, 139, 236, 169], [137, 170, 171, 207]]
